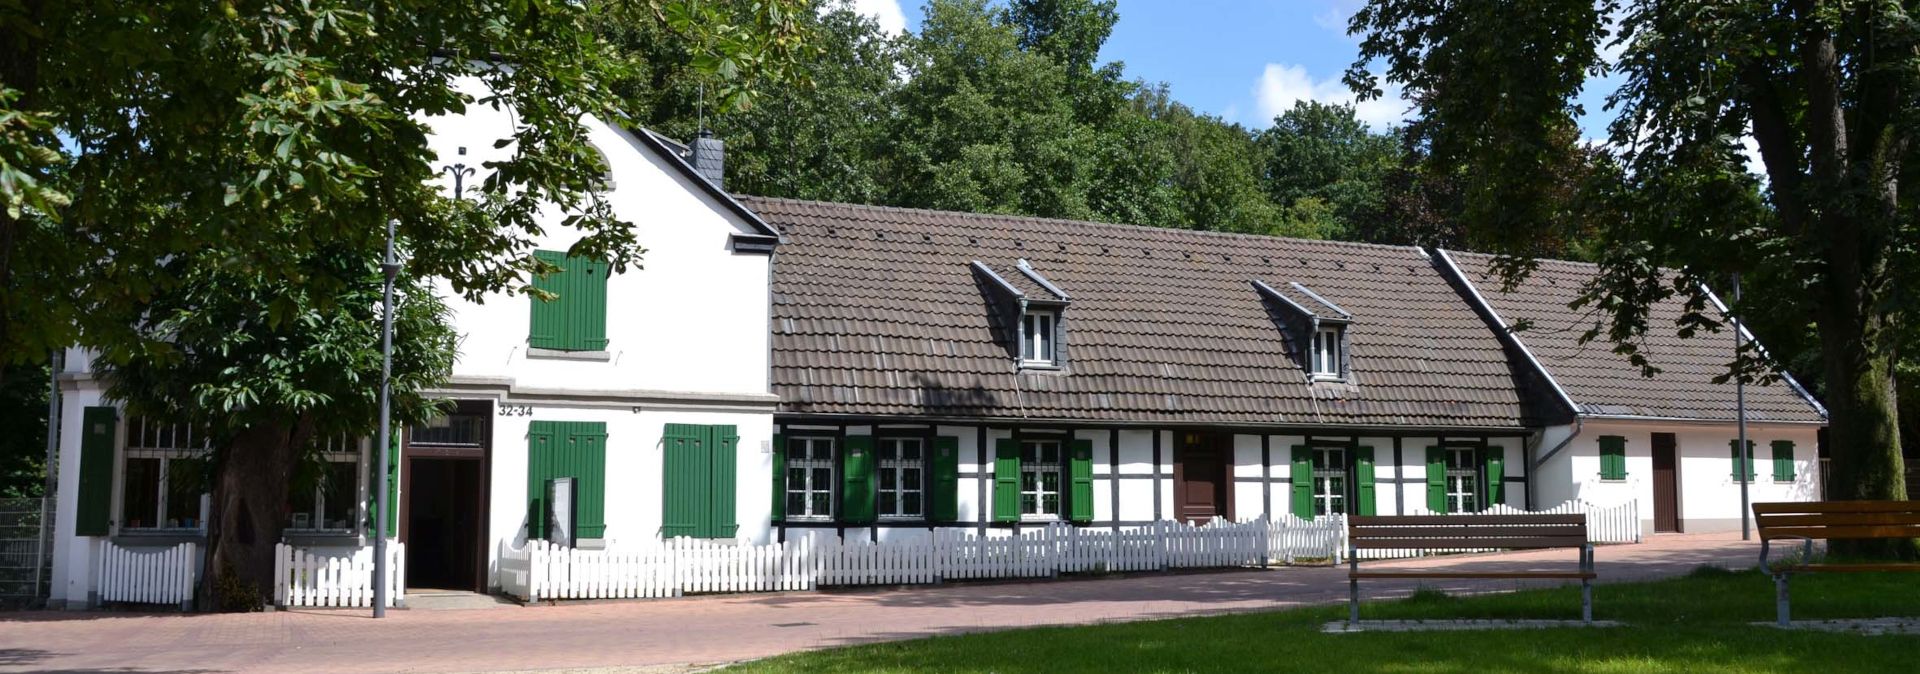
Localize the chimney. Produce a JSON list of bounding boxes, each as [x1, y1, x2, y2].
[[689, 129, 725, 189]]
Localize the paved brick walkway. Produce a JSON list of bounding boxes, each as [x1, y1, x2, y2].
[[0, 532, 1753, 674]]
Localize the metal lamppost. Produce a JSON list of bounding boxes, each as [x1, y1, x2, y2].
[[1734, 272, 1751, 541], [373, 218, 399, 617]]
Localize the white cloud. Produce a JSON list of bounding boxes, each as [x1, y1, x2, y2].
[[835, 0, 907, 35], [1253, 63, 1409, 129]]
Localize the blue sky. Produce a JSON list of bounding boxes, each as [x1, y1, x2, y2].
[[848, 0, 1623, 139]]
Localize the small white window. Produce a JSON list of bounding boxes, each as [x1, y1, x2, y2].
[[1019, 440, 1063, 519], [1312, 326, 1343, 377], [1021, 311, 1058, 366], [120, 417, 212, 532], [785, 437, 835, 520], [1312, 447, 1347, 516], [877, 437, 925, 519], [1445, 447, 1480, 514], [290, 436, 362, 532]]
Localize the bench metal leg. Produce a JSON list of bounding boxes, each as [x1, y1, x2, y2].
[[1580, 544, 1593, 625], [1775, 573, 1791, 626], [1348, 547, 1360, 627]]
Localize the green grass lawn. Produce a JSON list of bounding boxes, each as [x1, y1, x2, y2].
[[732, 567, 1920, 673]]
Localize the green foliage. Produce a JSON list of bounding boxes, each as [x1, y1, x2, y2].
[[0, 359, 49, 498], [1256, 100, 1401, 240]]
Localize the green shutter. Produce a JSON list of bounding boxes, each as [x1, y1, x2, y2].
[[661, 423, 706, 538], [1068, 438, 1094, 523], [529, 420, 607, 540], [1354, 446, 1377, 516], [771, 433, 787, 521], [528, 250, 609, 351], [1772, 440, 1796, 482], [993, 438, 1020, 522], [381, 430, 400, 534], [931, 436, 961, 522], [1425, 447, 1447, 513], [1731, 439, 1756, 481], [75, 406, 118, 536], [1483, 446, 1505, 508], [1598, 436, 1627, 480], [842, 435, 876, 523], [1289, 445, 1313, 520], [711, 426, 739, 537]]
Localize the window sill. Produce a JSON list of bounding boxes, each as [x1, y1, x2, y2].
[[1597, 478, 1629, 483], [1019, 515, 1062, 524], [1019, 361, 1063, 372], [111, 531, 206, 546], [527, 348, 612, 362]]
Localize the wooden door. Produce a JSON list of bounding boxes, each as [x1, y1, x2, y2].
[[1652, 432, 1680, 533], [1173, 432, 1232, 524]]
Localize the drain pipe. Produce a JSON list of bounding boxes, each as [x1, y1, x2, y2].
[[1531, 418, 1584, 509]]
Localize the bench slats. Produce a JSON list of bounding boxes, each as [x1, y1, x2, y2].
[[1351, 514, 1585, 526], [1754, 500, 1920, 515], [1351, 525, 1587, 539], [1755, 512, 1920, 527], [1760, 524, 1920, 541], [1349, 571, 1596, 580], [1352, 536, 1587, 550]]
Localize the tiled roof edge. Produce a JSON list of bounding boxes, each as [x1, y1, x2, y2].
[[1434, 248, 1583, 416], [1015, 259, 1071, 301], [1700, 282, 1830, 419], [1252, 279, 1317, 321], [970, 260, 1024, 299], [1288, 281, 1352, 319]]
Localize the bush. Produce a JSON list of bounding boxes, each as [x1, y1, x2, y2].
[[212, 563, 264, 613]]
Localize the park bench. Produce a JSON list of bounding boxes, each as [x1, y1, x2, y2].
[[1345, 513, 1595, 626], [1753, 500, 1920, 625]]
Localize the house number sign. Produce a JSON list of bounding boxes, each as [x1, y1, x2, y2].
[[498, 404, 534, 417]]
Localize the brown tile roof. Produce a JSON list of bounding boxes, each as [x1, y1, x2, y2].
[[1443, 251, 1826, 423], [747, 196, 1542, 428]]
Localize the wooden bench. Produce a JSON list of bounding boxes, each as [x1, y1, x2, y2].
[[1346, 514, 1596, 626], [1753, 500, 1920, 625]]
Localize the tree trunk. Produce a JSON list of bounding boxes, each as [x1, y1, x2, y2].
[[207, 420, 306, 610]]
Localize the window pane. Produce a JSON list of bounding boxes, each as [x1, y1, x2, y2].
[[878, 491, 897, 516], [787, 492, 806, 516], [879, 469, 896, 490], [1042, 493, 1059, 515], [903, 492, 922, 516], [1041, 471, 1060, 491], [812, 468, 831, 488], [902, 468, 922, 489], [810, 493, 831, 517], [165, 459, 204, 528], [322, 461, 356, 529], [901, 442, 921, 461], [1021, 472, 1036, 490], [1022, 315, 1036, 360], [122, 458, 160, 529], [1021, 494, 1037, 514], [788, 467, 807, 487]]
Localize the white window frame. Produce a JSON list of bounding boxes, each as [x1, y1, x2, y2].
[[1019, 439, 1064, 520], [785, 437, 836, 521], [1444, 446, 1480, 514], [1311, 325, 1344, 378], [118, 417, 212, 534], [1311, 446, 1347, 517], [1021, 310, 1058, 367], [876, 437, 926, 520], [288, 435, 365, 533]]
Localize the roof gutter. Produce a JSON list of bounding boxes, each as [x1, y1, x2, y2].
[[1431, 248, 1583, 419]]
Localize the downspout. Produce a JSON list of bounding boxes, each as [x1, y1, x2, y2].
[[37, 349, 62, 604]]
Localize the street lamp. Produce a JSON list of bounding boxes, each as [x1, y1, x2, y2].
[[374, 218, 399, 617]]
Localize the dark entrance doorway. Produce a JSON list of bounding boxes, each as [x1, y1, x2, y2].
[[1173, 432, 1232, 524], [1652, 432, 1680, 533], [402, 402, 492, 592]]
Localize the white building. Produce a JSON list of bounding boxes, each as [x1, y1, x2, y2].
[[43, 105, 1827, 607]]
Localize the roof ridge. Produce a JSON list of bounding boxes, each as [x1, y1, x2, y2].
[[736, 194, 1431, 256]]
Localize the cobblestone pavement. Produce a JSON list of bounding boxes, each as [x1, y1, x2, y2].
[[0, 532, 1753, 674]]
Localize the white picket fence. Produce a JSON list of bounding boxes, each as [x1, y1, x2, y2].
[[98, 541, 199, 606], [502, 517, 1270, 602], [272, 542, 406, 608]]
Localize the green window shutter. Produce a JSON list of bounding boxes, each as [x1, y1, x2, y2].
[[711, 426, 739, 537], [993, 438, 1020, 522], [1289, 446, 1313, 520], [528, 250, 609, 351], [1483, 446, 1505, 508], [1425, 447, 1447, 513], [528, 420, 608, 539], [1730, 440, 1756, 481], [1772, 440, 1796, 482], [1068, 438, 1095, 524], [1353, 446, 1377, 516], [75, 406, 118, 536], [842, 435, 876, 523], [529, 250, 570, 350], [1598, 436, 1627, 480], [661, 423, 706, 538], [771, 433, 787, 521], [378, 430, 400, 535], [930, 436, 961, 522], [526, 421, 561, 539]]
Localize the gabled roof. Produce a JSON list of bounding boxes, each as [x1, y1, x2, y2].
[[629, 128, 781, 250], [1439, 250, 1826, 424], [747, 196, 1541, 428]]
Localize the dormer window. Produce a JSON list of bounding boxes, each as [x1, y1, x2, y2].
[[1312, 325, 1343, 378], [1022, 310, 1058, 366]]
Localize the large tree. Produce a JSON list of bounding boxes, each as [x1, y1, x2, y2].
[[0, 0, 813, 606], [1349, 1, 1915, 547]]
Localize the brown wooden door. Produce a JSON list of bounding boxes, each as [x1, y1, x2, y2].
[[1652, 432, 1680, 533], [1173, 433, 1232, 524]]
